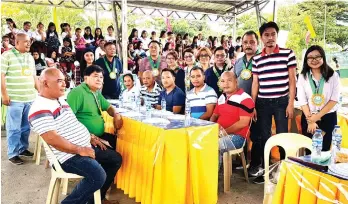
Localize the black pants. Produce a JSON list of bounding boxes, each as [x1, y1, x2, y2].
[[301, 111, 337, 152], [250, 96, 288, 168], [99, 132, 117, 150]]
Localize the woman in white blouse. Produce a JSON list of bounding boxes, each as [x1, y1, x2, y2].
[[297, 45, 340, 151], [121, 73, 140, 103]]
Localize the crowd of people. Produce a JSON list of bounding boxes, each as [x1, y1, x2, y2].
[[1, 18, 341, 203]]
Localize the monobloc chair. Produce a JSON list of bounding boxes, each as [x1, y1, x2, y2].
[[263, 133, 312, 204], [40, 137, 101, 204]]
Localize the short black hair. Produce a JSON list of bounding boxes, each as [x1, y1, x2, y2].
[[2, 35, 10, 40], [242, 30, 259, 43], [104, 42, 115, 48], [148, 40, 161, 47], [151, 31, 156, 35], [161, 68, 176, 78], [84, 65, 104, 76], [107, 25, 114, 30], [214, 46, 225, 55], [167, 31, 173, 35], [236, 36, 241, 41], [190, 66, 204, 75], [24, 21, 31, 26], [76, 28, 82, 32], [123, 73, 134, 82], [259, 21, 279, 36]]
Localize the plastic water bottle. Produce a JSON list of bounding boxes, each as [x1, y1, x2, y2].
[[119, 94, 123, 108], [145, 98, 152, 118], [185, 73, 191, 92], [184, 99, 191, 126], [136, 95, 141, 112], [131, 93, 136, 109], [161, 97, 166, 112], [311, 129, 323, 163], [331, 125, 342, 164]]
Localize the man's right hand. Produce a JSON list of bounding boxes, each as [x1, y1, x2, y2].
[[77, 147, 95, 159], [2, 95, 10, 106], [252, 109, 257, 122]]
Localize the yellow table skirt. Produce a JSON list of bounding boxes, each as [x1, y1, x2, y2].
[[338, 114, 348, 148], [272, 161, 348, 204], [115, 117, 219, 204]]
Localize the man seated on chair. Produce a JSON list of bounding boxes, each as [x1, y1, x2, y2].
[[210, 71, 254, 166], [29, 68, 122, 204], [67, 65, 122, 150]]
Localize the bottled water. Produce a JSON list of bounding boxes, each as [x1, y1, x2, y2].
[[331, 125, 342, 164], [145, 98, 152, 118], [119, 94, 123, 108], [131, 93, 136, 109], [136, 95, 141, 112], [184, 99, 191, 126], [311, 129, 323, 163], [161, 97, 166, 112]]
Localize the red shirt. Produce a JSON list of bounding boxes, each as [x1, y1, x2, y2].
[[1, 47, 10, 54], [213, 89, 255, 138]]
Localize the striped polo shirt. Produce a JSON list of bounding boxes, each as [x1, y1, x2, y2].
[[187, 84, 217, 119], [214, 89, 255, 138], [140, 82, 162, 106], [252, 45, 296, 98], [1, 48, 37, 102], [28, 96, 91, 165]]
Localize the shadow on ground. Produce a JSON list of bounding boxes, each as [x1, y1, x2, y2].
[[1, 131, 263, 204]]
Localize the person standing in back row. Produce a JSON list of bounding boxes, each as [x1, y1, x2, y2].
[[250, 22, 297, 184]]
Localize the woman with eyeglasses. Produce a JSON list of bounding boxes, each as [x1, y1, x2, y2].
[[196, 47, 212, 72], [297, 45, 340, 151], [166, 51, 185, 93]]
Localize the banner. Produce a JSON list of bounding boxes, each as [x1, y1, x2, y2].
[[304, 15, 316, 38]]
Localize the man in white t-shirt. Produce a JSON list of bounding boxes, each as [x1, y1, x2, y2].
[[29, 68, 122, 204]]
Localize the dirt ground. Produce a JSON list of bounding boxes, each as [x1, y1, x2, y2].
[[1, 130, 263, 204]]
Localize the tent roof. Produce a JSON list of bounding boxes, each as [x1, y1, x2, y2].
[[3, 0, 270, 21]]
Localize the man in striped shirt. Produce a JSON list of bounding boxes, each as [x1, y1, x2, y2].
[[29, 68, 122, 204], [250, 22, 296, 184], [187, 67, 217, 120], [1, 33, 39, 165], [140, 70, 162, 107]]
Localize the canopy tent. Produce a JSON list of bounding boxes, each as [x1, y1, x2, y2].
[[2, 0, 276, 71]]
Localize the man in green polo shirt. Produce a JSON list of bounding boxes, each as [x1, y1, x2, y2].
[[1, 33, 39, 165], [67, 65, 123, 149]]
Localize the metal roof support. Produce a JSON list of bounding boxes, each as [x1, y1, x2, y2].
[[272, 0, 277, 22], [233, 8, 237, 42], [121, 0, 128, 72], [111, 1, 122, 61], [255, 2, 261, 29], [96, 0, 99, 27]]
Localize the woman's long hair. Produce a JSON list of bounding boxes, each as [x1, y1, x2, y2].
[[128, 28, 138, 43], [94, 27, 104, 41], [301, 45, 334, 82], [46, 22, 58, 38], [84, 26, 94, 40], [80, 50, 95, 80]]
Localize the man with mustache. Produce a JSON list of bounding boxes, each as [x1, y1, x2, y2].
[[250, 22, 297, 184], [1, 33, 39, 165]]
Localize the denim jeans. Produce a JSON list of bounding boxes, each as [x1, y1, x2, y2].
[[60, 155, 106, 204], [6, 101, 32, 159], [250, 96, 288, 168], [61, 146, 122, 204], [219, 134, 246, 167]]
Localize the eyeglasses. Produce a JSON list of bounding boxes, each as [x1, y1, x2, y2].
[[167, 57, 175, 60], [184, 55, 193, 59], [307, 56, 322, 62]]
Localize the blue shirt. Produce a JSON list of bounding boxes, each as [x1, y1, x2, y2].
[[95, 56, 123, 99], [187, 84, 217, 118], [158, 86, 186, 114]]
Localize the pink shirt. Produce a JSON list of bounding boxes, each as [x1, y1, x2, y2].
[[297, 71, 340, 113]]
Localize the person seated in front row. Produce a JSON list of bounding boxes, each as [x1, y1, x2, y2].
[[210, 72, 254, 166], [67, 65, 123, 150], [120, 73, 140, 103], [156, 68, 185, 114], [187, 67, 217, 120], [140, 70, 163, 108], [29, 68, 122, 204]]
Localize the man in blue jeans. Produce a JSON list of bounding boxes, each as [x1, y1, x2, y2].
[[29, 68, 122, 204], [250, 22, 296, 184], [1, 33, 39, 165]]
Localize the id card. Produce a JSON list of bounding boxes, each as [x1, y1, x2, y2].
[[22, 67, 33, 76]]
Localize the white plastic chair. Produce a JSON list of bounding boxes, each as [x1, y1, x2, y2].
[[263, 133, 312, 203], [223, 140, 249, 193], [223, 121, 252, 193], [40, 137, 101, 204]]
